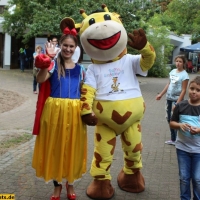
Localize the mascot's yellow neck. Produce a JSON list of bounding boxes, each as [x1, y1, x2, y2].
[[91, 48, 127, 64]]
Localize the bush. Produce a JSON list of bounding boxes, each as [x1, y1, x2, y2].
[[148, 63, 169, 77]]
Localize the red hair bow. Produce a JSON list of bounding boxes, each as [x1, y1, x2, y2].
[[63, 27, 77, 36]]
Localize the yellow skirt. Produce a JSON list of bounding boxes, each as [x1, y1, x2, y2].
[[32, 97, 87, 183]]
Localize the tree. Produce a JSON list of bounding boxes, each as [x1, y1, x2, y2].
[[2, 0, 162, 43], [161, 0, 200, 42]]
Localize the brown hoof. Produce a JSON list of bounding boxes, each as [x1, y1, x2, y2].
[[117, 169, 145, 193], [86, 179, 114, 200]]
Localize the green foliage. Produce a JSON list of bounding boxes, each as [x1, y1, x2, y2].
[[2, 0, 163, 43], [170, 64, 176, 70], [161, 0, 200, 41], [146, 14, 173, 77]]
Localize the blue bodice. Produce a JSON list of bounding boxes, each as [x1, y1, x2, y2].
[[49, 63, 81, 99]]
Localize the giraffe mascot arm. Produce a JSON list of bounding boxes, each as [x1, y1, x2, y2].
[[128, 28, 155, 71]]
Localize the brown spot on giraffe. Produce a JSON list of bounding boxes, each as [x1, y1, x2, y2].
[[80, 97, 86, 101], [94, 152, 102, 168], [137, 124, 141, 132], [94, 175, 105, 179], [96, 133, 101, 142], [132, 143, 143, 153], [82, 103, 90, 110], [143, 102, 146, 113], [81, 88, 87, 95], [121, 132, 131, 146], [107, 137, 116, 155], [106, 164, 111, 171], [149, 44, 155, 52], [111, 110, 132, 124], [125, 158, 134, 167], [96, 101, 103, 113]]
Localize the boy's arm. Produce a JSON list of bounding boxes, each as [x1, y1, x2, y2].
[[190, 127, 200, 135], [170, 120, 180, 130], [170, 121, 191, 132], [170, 104, 191, 131]]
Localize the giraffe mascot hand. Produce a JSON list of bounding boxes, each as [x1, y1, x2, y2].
[[63, 4, 156, 199]]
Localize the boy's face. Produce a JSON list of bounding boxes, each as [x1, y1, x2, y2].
[[189, 82, 200, 102]]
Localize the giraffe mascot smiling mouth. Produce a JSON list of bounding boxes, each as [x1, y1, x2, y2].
[[62, 4, 156, 199]]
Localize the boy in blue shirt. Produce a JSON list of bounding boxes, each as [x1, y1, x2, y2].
[[170, 76, 200, 200]]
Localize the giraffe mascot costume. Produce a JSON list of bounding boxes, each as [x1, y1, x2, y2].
[[65, 4, 156, 199]]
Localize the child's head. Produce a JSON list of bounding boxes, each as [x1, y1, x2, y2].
[[189, 76, 200, 86], [174, 55, 187, 69], [188, 76, 200, 103], [35, 45, 42, 52]]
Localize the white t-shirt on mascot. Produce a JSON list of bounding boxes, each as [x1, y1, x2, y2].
[[85, 54, 147, 101]]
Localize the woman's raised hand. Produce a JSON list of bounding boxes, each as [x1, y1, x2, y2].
[[45, 40, 59, 58]]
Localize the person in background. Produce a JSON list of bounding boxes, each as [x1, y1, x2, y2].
[[18, 47, 26, 72], [32, 22, 87, 200], [51, 37, 59, 48], [170, 76, 200, 200], [156, 55, 189, 145], [25, 45, 34, 69], [33, 45, 43, 94]]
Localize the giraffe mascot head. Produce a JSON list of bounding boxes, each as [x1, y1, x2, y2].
[[60, 4, 155, 200]]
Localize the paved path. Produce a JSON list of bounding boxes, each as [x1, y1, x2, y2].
[[0, 68, 197, 200]]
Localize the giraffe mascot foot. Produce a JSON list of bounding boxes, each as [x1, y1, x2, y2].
[[87, 179, 114, 199], [64, 3, 155, 200], [117, 170, 145, 193]]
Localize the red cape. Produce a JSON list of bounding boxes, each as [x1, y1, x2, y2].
[[32, 80, 50, 135], [32, 61, 54, 135]]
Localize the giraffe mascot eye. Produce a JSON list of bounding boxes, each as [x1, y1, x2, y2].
[[89, 18, 95, 25], [104, 14, 111, 20], [62, 3, 156, 200]]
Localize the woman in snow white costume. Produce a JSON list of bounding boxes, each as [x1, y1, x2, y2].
[[32, 18, 87, 200]]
